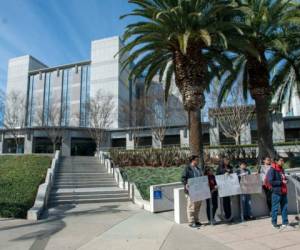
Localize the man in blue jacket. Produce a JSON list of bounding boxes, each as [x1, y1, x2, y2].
[[182, 155, 203, 228]]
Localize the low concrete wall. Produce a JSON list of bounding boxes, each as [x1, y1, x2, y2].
[[99, 151, 151, 211], [174, 176, 299, 224], [27, 150, 60, 220], [150, 182, 183, 213]]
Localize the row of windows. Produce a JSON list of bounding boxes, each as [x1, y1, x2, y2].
[[27, 65, 90, 127], [80, 65, 90, 127]]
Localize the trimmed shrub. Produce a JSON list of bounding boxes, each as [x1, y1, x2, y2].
[[0, 155, 52, 218], [110, 147, 191, 167]]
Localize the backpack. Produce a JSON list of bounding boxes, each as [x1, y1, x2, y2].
[[263, 171, 272, 190]]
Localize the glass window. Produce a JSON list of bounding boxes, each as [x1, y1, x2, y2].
[[80, 65, 90, 127], [61, 68, 73, 126], [27, 75, 35, 126], [43, 72, 52, 125]]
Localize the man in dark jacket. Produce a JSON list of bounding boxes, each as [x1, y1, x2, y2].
[[181, 155, 203, 228], [216, 157, 233, 221], [267, 157, 289, 229]]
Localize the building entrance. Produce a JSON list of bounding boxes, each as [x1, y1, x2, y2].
[[71, 138, 96, 156]]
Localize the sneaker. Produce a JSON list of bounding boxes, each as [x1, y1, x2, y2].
[[195, 222, 202, 227], [272, 224, 279, 229], [280, 224, 293, 230], [209, 219, 217, 225], [189, 223, 199, 228]]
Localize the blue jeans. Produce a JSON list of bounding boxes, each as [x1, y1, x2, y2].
[[271, 193, 288, 225], [241, 194, 252, 218]]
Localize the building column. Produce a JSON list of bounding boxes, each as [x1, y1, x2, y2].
[[62, 130, 71, 156], [24, 132, 33, 154], [272, 113, 285, 143], [240, 123, 252, 145], [126, 132, 134, 150], [180, 128, 189, 148], [209, 118, 220, 146], [152, 133, 162, 149]]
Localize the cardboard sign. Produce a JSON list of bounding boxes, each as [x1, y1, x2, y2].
[[216, 173, 242, 197], [240, 174, 262, 194], [188, 176, 211, 202]]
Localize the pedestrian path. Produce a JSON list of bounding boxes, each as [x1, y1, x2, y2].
[[0, 202, 299, 250]]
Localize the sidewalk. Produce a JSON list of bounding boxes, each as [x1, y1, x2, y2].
[[0, 202, 299, 250]]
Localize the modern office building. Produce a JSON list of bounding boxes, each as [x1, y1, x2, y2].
[[0, 36, 186, 155], [0, 36, 299, 156]]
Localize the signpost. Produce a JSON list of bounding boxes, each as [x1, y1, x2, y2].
[[153, 187, 162, 200]]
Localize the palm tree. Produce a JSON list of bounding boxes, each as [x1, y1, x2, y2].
[[218, 0, 300, 160], [119, 0, 242, 167], [270, 26, 300, 113]]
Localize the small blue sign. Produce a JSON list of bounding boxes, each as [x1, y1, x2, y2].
[[153, 189, 162, 200]]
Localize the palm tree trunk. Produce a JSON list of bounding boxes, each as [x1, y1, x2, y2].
[[247, 54, 276, 161], [189, 110, 204, 168], [254, 97, 276, 160], [172, 42, 207, 169]]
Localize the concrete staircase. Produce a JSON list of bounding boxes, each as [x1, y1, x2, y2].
[[49, 156, 130, 206]]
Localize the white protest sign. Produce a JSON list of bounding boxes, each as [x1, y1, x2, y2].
[[240, 174, 262, 194], [216, 173, 241, 197], [188, 176, 211, 202]]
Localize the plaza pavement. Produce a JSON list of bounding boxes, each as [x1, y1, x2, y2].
[[0, 202, 299, 250]]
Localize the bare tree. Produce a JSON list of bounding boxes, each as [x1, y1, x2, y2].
[[3, 91, 27, 153], [120, 95, 147, 147], [145, 88, 170, 148], [145, 84, 187, 147], [34, 97, 64, 154], [86, 90, 115, 155], [209, 85, 254, 145]]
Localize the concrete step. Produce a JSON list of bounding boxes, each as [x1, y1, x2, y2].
[[57, 171, 108, 174], [53, 183, 118, 188], [56, 177, 114, 181], [50, 193, 129, 200], [48, 197, 130, 206], [61, 164, 102, 166], [50, 190, 128, 196], [58, 169, 107, 172], [51, 187, 124, 193], [56, 172, 111, 176], [55, 181, 116, 185]]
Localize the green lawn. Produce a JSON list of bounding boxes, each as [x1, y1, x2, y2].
[[0, 155, 52, 218], [122, 167, 184, 200]]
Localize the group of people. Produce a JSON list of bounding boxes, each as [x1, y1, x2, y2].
[[181, 155, 290, 229]]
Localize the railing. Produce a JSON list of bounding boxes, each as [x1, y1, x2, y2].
[[287, 174, 300, 228], [27, 150, 60, 220]]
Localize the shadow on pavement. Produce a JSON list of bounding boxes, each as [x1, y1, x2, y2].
[[1, 203, 131, 250]]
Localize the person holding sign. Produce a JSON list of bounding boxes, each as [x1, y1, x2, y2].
[[181, 155, 203, 228], [205, 167, 218, 225], [267, 157, 291, 229], [236, 161, 255, 221], [259, 156, 272, 213], [216, 157, 233, 221]]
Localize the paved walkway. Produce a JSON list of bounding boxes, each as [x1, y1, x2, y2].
[[0, 202, 299, 250]]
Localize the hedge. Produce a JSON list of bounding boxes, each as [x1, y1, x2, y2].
[[110, 147, 191, 167], [0, 155, 52, 218]]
